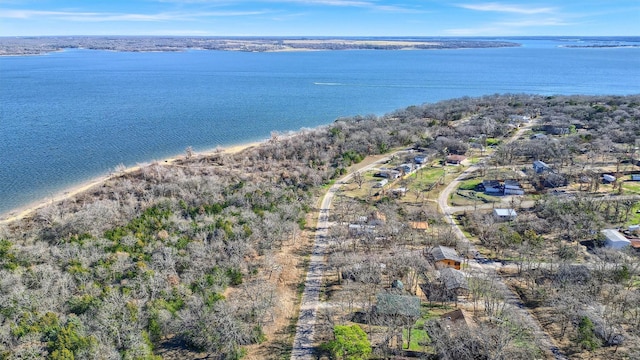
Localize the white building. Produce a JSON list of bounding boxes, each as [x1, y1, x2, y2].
[[493, 208, 517, 221], [602, 229, 631, 249]]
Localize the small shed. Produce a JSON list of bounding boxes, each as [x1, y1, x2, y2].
[[493, 208, 517, 221], [602, 229, 631, 249], [430, 245, 462, 270], [631, 174, 640, 181]]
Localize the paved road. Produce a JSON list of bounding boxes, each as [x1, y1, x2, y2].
[[290, 155, 395, 359], [436, 125, 568, 360]]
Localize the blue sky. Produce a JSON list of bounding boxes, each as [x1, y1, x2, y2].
[[1, 1, 638, 36]]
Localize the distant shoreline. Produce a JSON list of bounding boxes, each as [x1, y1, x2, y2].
[[0, 36, 520, 56], [0, 140, 263, 225]]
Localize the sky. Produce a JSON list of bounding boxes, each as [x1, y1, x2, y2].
[[0, 0, 638, 37]]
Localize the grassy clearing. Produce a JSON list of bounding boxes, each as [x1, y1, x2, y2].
[[627, 202, 640, 225], [622, 181, 640, 195], [402, 303, 452, 351], [450, 190, 498, 207]]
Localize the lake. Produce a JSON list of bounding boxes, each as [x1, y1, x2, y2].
[[1, 38, 639, 216]]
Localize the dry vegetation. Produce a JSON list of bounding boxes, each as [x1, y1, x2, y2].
[[1, 94, 639, 359]]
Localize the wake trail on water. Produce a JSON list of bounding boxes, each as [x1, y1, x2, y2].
[[314, 82, 441, 88]]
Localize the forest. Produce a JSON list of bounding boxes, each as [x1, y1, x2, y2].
[[0, 36, 518, 56], [1, 94, 639, 359]]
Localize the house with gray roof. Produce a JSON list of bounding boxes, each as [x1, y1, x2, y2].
[[429, 245, 462, 270], [602, 229, 631, 249], [493, 208, 517, 222]]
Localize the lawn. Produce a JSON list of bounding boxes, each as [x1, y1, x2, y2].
[[402, 303, 453, 351], [622, 180, 640, 195], [450, 189, 498, 207], [403, 167, 447, 197], [627, 202, 640, 226]]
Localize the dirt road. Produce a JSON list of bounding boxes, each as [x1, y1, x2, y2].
[[290, 154, 396, 359]]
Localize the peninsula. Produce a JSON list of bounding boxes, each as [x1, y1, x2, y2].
[[0, 36, 520, 56]]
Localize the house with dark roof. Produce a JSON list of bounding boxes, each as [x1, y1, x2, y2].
[[482, 180, 502, 194], [533, 160, 550, 173], [446, 154, 466, 165], [438, 268, 469, 294], [503, 179, 524, 195], [429, 245, 462, 270]]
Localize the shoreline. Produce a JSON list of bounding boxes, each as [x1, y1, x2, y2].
[[0, 140, 264, 226]]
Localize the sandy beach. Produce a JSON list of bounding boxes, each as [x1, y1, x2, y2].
[[0, 140, 263, 226]]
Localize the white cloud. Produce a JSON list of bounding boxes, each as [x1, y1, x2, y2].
[[0, 8, 269, 21], [457, 2, 555, 15]]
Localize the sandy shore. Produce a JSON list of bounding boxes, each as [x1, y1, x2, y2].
[[0, 140, 264, 226]]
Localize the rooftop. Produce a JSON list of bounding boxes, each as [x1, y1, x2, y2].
[[493, 208, 517, 218], [439, 268, 469, 290], [431, 245, 461, 262]]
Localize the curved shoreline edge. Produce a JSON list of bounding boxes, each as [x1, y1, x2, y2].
[[0, 140, 264, 225]]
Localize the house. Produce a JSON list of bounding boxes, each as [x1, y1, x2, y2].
[[420, 268, 469, 303], [545, 125, 570, 135], [530, 133, 547, 140], [631, 174, 640, 181], [602, 229, 631, 249], [376, 169, 400, 179], [438, 268, 469, 298], [533, 160, 550, 174], [429, 245, 462, 270], [414, 156, 428, 165], [374, 179, 388, 188], [602, 174, 616, 183], [397, 164, 413, 174], [509, 115, 531, 124], [391, 187, 407, 197], [544, 173, 567, 188], [409, 221, 429, 231], [493, 208, 517, 221], [348, 224, 376, 235], [446, 154, 466, 165], [503, 179, 524, 195], [482, 180, 502, 194], [368, 211, 386, 226], [441, 309, 466, 322], [440, 309, 473, 328]]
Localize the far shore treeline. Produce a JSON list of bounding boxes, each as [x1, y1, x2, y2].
[[1, 94, 639, 358]]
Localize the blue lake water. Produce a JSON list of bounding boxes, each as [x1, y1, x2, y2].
[[1, 38, 639, 216]]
